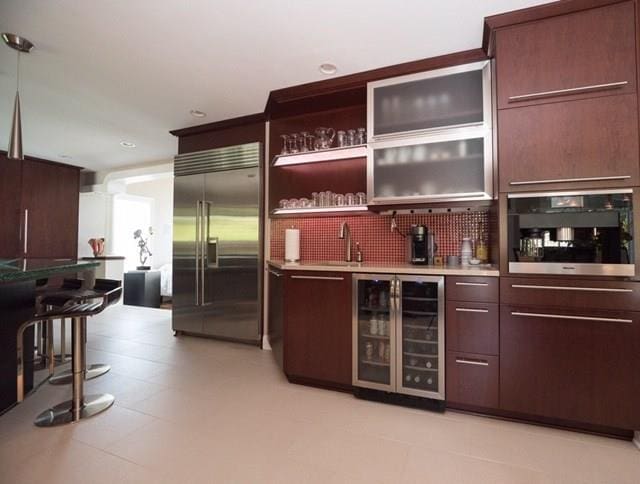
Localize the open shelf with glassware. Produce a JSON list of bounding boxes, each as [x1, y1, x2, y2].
[[272, 145, 367, 167], [268, 104, 369, 217]]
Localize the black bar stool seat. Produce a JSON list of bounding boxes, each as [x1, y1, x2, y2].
[[43, 279, 120, 385], [16, 282, 122, 427]]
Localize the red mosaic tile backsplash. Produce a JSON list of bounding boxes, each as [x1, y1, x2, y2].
[[270, 212, 489, 263]]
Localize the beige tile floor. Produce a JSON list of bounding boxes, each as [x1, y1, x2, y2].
[[1, 304, 639, 483]]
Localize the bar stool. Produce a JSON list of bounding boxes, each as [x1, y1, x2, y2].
[[16, 284, 122, 426], [35, 278, 84, 366], [44, 279, 120, 385]]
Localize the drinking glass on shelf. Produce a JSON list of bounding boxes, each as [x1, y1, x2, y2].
[[345, 193, 356, 205], [346, 129, 356, 146], [336, 130, 347, 147], [299, 132, 309, 152], [318, 191, 327, 207], [335, 194, 345, 206], [356, 127, 366, 145], [288, 198, 300, 208], [311, 192, 319, 207], [279, 199, 289, 209], [324, 190, 334, 206], [305, 133, 316, 152], [299, 197, 310, 208], [289, 134, 299, 154], [280, 134, 289, 155], [356, 192, 367, 205]]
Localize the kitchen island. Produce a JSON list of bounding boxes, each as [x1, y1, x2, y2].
[[0, 258, 98, 413]]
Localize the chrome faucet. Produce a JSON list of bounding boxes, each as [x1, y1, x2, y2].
[[338, 221, 352, 262]]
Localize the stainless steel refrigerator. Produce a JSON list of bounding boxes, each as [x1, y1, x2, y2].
[[172, 142, 262, 344]]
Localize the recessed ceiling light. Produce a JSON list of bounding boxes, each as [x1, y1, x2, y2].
[[190, 109, 207, 118], [319, 63, 337, 75], [59, 154, 72, 159], [120, 141, 136, 148]]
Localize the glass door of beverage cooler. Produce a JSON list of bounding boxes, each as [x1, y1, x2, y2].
[[352, 274, 396, 392], [396, 275, 445, 400]]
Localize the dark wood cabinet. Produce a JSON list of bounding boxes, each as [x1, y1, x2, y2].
[[498, 94, 639, 192], [494, 1, 636, 110], [283, 271, 352, 388], [21, 159, 80, 258], [501, 277, 640, 312], [500, 305, 640, 430], [0, 156, 23, 258], [267, 266, 284, 368], [445, 276, 500, 410], [445, 276, 499, 303], [446, 302, 499, 355], [0, 153, 80, 259], [446, 351, 499, 409]]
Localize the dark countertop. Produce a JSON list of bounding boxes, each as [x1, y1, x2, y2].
[[80, 256, 125, 260], [0, 258, 99, 283]]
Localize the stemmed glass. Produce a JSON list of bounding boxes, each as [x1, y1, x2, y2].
[[280, 134, 289, 155]]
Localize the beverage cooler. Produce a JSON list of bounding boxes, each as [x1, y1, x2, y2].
[[352, 274, 445, 405]]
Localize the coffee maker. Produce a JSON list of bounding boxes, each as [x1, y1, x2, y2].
[[408, 225, 437, 265]]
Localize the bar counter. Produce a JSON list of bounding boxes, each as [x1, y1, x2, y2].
[[0, 259, 98, 413]]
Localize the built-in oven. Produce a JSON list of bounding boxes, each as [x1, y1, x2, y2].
[[507, 189, 635, 276]]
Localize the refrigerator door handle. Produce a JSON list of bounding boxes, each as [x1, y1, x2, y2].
[[200, 200, 209, 305], [195, 200, 201, 306]]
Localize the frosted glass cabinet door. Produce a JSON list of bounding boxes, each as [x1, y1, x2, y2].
[[368, 61, 490, 139], [368, 130, 492, 203]]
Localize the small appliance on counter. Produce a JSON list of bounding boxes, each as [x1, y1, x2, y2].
[[408, 225, 437, 265]]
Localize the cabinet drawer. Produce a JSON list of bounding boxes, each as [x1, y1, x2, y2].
[[495, 1, 636, 109], [446, 276, 498, 303], [498, 94, 639, 192], [500, 306, 640, 429], [501, 277, 640, 312], [446, 302, 498, 355], [446, 351, 499, 409]]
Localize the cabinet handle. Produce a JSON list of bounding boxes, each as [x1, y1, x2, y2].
[[290, 275, 344, 281], [267, 269, 283, 277], [509, 175, 631, 186], [508, 81, 628, 102], [455, 307, 489, 313], [455, 282, 488, 287], [511, 284, 632, 294], [455, 358, 489, 366], [23, 209, 28, 255], [511, 311, 632, 324]]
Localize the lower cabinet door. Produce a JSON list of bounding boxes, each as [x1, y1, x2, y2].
[[500, 306, 640, 429], [284, 272, 352, 387], [446, 352, 498, 409]]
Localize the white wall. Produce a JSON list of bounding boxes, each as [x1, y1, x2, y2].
[[124, 177, 174, 269], [78, 192, 112, 257]]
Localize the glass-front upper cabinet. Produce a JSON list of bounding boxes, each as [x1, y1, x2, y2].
[[368, 61, 491, 141], [367, 128, 492, 204]]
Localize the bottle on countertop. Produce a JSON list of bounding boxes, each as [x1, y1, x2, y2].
[[460, 237, 472, 266]]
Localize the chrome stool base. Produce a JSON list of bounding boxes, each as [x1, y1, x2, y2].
[[34, 393, 114, 427], [49, 364, 111, 385]]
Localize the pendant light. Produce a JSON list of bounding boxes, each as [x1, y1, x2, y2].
[[2, 33, 34, 160]]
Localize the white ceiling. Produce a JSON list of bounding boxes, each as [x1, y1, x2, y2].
[[0, 0, 549, 171]]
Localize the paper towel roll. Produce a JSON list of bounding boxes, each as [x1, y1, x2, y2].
[[285, 228, 300, 262]]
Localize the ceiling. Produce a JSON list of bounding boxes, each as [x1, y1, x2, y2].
[[0, 0, 549, 171]]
